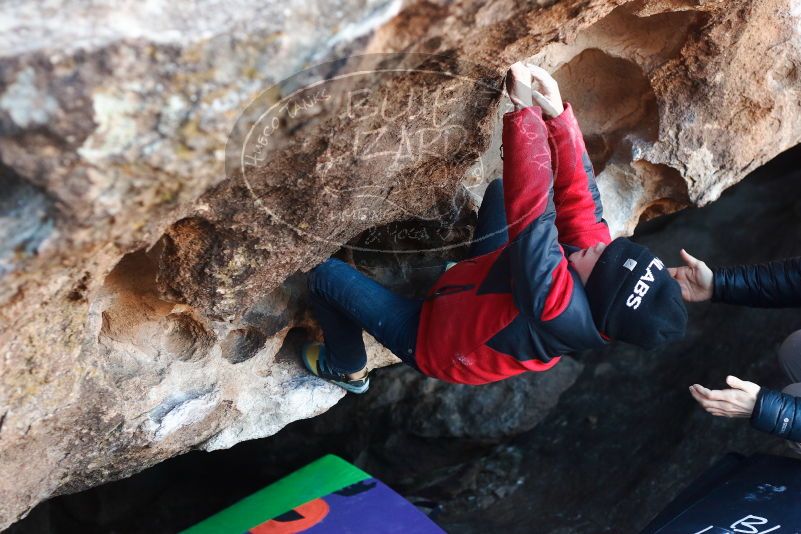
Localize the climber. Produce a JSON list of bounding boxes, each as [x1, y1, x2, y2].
[[301, 62, 688, 393], [670, 251, 801, 450]]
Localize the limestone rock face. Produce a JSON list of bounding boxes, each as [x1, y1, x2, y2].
[[1, 0, 800, 527]]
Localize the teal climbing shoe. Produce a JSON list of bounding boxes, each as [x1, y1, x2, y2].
[[301, 342, 370, 394]]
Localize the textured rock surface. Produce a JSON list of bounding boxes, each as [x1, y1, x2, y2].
[[2, 0, 801, 528], [11, 147, 799, 534]]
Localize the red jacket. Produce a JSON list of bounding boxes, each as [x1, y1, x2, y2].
[[414, 103, 611, 384]]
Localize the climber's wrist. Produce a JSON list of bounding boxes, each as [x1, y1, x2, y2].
[[533, 94, 563, 119]]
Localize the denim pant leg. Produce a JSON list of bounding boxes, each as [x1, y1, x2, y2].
[[307, 258, 423, 374], [469, 178, 509, 258]]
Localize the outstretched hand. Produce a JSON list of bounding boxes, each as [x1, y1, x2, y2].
[[504, 62, 564, 118], [668, 249, 713, 302], [689, 376, 761, 418]]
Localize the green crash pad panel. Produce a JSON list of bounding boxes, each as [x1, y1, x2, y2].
[[182, 454, 444, 533]]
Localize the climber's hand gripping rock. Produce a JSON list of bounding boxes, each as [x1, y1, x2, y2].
[[504, 62, 564, 118]]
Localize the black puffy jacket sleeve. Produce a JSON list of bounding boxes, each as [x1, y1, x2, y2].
[[751, 388, 801, 442], [712, 257, 801, 307]]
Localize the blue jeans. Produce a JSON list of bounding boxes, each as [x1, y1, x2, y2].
[[307, 178, 508, 374]]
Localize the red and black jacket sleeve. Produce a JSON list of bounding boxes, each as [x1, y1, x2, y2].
[[712, 257, 801, 307], [502, 106, 574, 322], [544, 102, 611, 250]]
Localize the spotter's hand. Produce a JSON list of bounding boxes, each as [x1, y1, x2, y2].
[[689, 376, 760, 418], [668, 249, 714, 302]]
